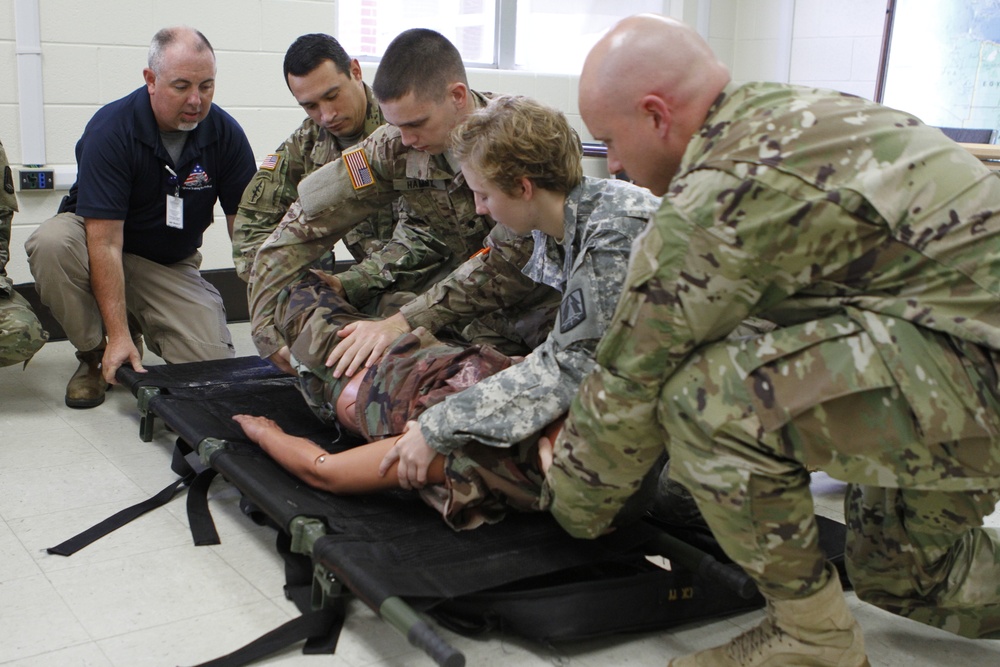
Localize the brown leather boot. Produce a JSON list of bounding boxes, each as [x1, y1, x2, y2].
[[65, 346, 109, 409]]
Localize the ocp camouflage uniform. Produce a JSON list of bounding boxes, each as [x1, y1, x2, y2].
[[0, 139, 47, 367], [544, 82, 1000, 638], [250, 90, 559, 359], [231, 83, 392, 282]]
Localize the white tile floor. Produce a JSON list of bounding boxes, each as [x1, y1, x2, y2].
[[3, 321, 1000, 666]]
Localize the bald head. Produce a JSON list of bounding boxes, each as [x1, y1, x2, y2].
[[579, 14, 730, 194]]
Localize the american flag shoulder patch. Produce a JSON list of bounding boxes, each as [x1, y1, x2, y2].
[[343, 146, 375, 190], [260, 154, 280, 171]]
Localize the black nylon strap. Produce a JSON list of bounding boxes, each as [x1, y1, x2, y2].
[[46, 472, 194, 556], [186, 468, 222, 546], [184, 604, 343, 667], [186, 532, 344, 667], [46, 442, 197, 557]]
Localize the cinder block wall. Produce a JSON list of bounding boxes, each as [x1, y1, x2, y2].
[[0, 0, 886, 285]]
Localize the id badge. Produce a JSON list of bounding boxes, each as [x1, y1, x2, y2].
[[166, 193, 184, 229]]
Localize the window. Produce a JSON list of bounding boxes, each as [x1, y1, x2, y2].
[[337, 0, 498, 66], [513, 0, 666, 74], [878, 0, 1000, 132], [336, 0, 671, 73]]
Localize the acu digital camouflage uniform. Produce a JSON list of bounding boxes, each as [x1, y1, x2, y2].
[[249, 90, 559, 360], [231, 83, 392, 281], [276, 176, 658, 529], [0, 139, 47, 367], [544, 81, 1000, 638]]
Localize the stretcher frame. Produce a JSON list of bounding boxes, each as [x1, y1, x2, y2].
[[52, 356, 838, 667]]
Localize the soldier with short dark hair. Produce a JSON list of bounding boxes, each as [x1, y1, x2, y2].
[[231, 33, 392, 285]]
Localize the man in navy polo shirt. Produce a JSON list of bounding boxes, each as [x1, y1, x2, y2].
[[26, 25, 255, 408]]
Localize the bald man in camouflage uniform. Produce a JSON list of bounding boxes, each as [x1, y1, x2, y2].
[[0, 139, 47, 367], [543, 14, 1000, 666], [250, 30, 558, 367], [232, 34, 393, 282]]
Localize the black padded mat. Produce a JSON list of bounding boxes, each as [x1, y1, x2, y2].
[[117, 355, 287, 394]]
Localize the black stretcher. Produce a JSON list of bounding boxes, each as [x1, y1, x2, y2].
[[49, 356, 848, 667]]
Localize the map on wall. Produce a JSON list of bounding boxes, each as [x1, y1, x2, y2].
[[882, 0, 1000, 135]]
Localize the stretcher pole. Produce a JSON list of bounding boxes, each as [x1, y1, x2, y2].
[[289, 517, 465, 667], [645, 530, 759, 600]]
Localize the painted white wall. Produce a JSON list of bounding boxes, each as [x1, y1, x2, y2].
[[0, 0, 887, 282]]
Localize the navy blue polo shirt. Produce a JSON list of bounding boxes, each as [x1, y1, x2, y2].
[[63, 87, 255, 265]]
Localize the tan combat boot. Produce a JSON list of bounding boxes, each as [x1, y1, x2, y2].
[[65, 345, 109, 409], [669, 572, 869, 667]]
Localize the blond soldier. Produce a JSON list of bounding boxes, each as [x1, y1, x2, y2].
[[543, 14, 1000, 666]]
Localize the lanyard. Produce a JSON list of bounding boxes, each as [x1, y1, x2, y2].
[[165, 165, 181, 197]]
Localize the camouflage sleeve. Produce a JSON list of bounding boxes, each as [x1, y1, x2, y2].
[[248, 148, 399, 358], [543, 168, 884, 538], [232, 137, 309, 282], [397, 223, 539, 332], [335, 207, 455, 308], [0, 141, 17, 294], [417, 225, 638, 454]]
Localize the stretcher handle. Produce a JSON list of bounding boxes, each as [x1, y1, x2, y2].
[[646, 531, 758, 600], [380, 596, 465, 667]]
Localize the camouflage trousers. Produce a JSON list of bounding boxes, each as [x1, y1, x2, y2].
[[276, 277, 540, 528], [275, 275, 512, 431], [662, 313, 1000, 639], [275, 274, 389, 424], [0, 289, 47, 367]]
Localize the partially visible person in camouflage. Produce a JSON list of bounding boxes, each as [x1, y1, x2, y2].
[[542, 14, 1000, 667], [0, 138, 47, 368], [235, 95, 660, 530], [231, 33, 393, 283], [249, 29, 559, 373]]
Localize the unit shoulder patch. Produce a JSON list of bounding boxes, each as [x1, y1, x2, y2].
[[560, 288, 587, 333]]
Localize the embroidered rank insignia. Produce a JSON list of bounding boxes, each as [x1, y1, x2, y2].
[[344, 146, 375, 190], [260, 153, 280, 171], [560, 288, 586, 333]]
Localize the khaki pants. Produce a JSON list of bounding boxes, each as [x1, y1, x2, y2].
[[25, 212, 234, 362]]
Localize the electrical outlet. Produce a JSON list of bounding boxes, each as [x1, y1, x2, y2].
[[19, 169, 55, 190]]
